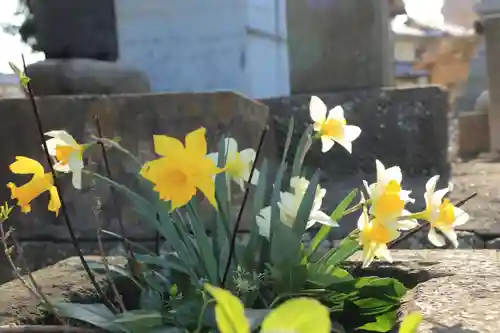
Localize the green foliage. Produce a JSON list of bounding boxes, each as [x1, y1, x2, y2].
[[56, 118, 407, 333]]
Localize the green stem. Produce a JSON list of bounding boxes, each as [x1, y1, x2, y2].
[[342, 199, 372, 217], [195, 295, 214, 333]]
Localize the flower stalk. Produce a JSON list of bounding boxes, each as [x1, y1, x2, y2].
[[21, 55, 116, 312]]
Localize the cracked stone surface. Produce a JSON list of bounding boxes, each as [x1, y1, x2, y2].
[[2, 251, 499, 332], [354, 250, 500, 333]]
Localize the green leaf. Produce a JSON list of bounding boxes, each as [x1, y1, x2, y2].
[[398, 312, 423, 333], [113, 310, 164, 333], [149, 327, 186, 333], [316, 231, 360, 267], [331, 189, 359, 221], [53, 303, 125, 333], [270, 117, 294, 241], [9, 62, 31, 87], [357, 311, 397, 332], [306, 263, 353, 287], [134, 253, 189, 275], [86, 170, 158, 222], [243, 158, 269, 270], [186, 202, 219, 284], [155, 204, 200, 281], [293, 170, 321, 237], [140, 288, 164, 311], [307, 189, 358, 257], [214, 136, 232, 237], [291, 125, 313, 179]]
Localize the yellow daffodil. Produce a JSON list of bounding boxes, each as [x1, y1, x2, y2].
[[7, 156, 61, 215], [421, 175, 469, 248], [363, 160, 417, 230], [357, 200, 399, 268], [256, 177, 338, 238], [309, 96, 361, 153], [207, 137, 259, 190], [140, 127, 223, 211], [44, 130, 84, 189], [204, 283, 331, 333]]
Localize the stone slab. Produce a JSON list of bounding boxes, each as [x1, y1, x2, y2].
[[2, 250, 499, 332], [0, 256, 127, 325], [0, 241, 156, 285], [26, 59, 151, 96], [450, 158, 500, 237], [458, 111, 489, 156], [0, 92, 269, 242], [351, 250, 500, 333]]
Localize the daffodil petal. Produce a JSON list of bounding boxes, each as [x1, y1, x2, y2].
[[249, 168, 259, 185], [44, 130, 78, 146], [320, 137, 335, 153], [204, 284, 250, 333], [440, 227, 459, 248], [224, 137, 239, 158], [261, 298, 331, 333], [344, 125, 361, 142], [428, 227, 446, 247], [68, 150, 83, 189], [425, 175, 439, 194], [45, 137, 67, 156], [53, 162, 70, 173], [376, 244, 392, 262], [453, 207, 470, 226], [431, 188, 450, 208], [196, 176, 218, 210], [48, 185, 61, 216], [310, 96, 327, 123], [207, 152, 219, 166], [383, 166, 403, 184], [327, 105, 345, 121], [9, 156, 45, 177], [333, 136, 353, 154], [256, 206, 271, 238], [185, 127, 207, 158], [307, 211, 338, 229], [239, 148, 256, 165], [397, 219, 419, 231], [153, 135, 184, 157]]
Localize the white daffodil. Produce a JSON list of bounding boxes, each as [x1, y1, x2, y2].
[[421, 175, 469, 248], [256, 177, 337, 238], [309, 96, 361, 153], [208, 137, 259, 190], [44, 130, 84, 189], [358, 200, 400, 268], [363, 160, 417, 230]]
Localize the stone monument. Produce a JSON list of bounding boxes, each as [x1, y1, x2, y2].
[[25, 0, 151, 96], [113, 0, 290, 98], [474, 0, 500, 154], [287, 0, 394, 94]]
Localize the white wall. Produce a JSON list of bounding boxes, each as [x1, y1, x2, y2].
[[114, 0, 290, 99]]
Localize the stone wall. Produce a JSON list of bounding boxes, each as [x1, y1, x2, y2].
[[0, 86, 453, 283], [0, 92, 269, 283]]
